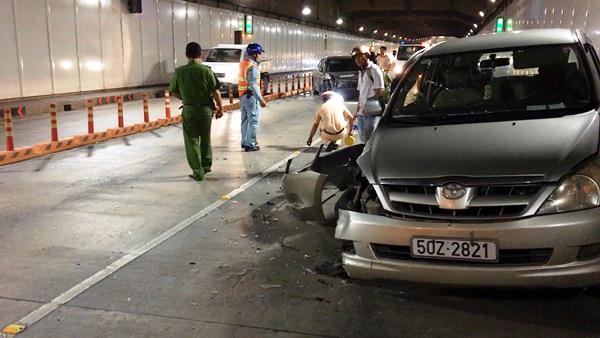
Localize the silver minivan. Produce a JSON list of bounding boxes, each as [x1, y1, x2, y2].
[[283, 29, 600, 288]]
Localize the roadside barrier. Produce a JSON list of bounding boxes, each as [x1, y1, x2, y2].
[[107, 125, 138, 138], [143, 93, 149, 123], [228, 83, 234, 104], [0, 73, 312, 166], [117, 96, 124, 128], [33, 137, 79, 155], [87, 99, 94, 134], [4, 108, 14, 151], [0, 146, 35, 165], [164, 90, 171, 118], [50, 104, 58, 141]]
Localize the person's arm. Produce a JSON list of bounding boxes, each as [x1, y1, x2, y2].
[[248, 66, 267, 107], [343, 108, 354, 134], [372, 67, 385, 97], [212, 90, 223, 118], [208, 70, 223, 118], [307, 114, 321, 146]]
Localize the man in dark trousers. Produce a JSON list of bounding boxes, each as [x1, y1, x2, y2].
[[169, 42, 223, 181]]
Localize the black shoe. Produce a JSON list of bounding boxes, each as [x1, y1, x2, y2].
[[188, 174, 203, 181], [244, 145, 260, 152]]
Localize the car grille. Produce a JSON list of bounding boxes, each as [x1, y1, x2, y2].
[[383, 184, 546, 220], [371, 244, 553, 266]]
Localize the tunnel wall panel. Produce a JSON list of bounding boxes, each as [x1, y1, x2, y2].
[[13, 0, 53, 97], [0, 0, 21, 98], [483, 0, 600, 51], [76, 0, 105, 91], [122, 8, 144, 86], [101, 0, 125, 89], [0, 0, 394, 100], [141, 0, 161, 85], [47, 0, 80, 94], [158, 0, 174, 83]]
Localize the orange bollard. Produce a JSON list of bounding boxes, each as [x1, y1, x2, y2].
[[302, 74, 307, 92], [296, 74, 300, 92], [269, 79, 273, 95], [277, 77, 282, 95], [285, 76, 289, 93], [291, 75, 295, 91], [49, 103, 58, 142], [228, 83, 234, 104], [117, 96, 124, 128], [164, 90, 171, 118], [4, 108, 14, 151], [143, 93, 149, 123], [87, 99, 94, 134]]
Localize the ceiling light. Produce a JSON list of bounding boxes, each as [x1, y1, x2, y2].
[[490, 0, 496, 3], [373, 29, 378, 34], [358, 26, 364, 31], [473, 23, 478, 28], [478, 11, 485, 17], [302, 6, 311, 16], [392, 34, 396, 38], [384, 32, 388, 37], [336, 18, 343, 25]]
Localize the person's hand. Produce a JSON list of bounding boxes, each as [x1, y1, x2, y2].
[[306, 137, 313, 146], [259, 99, 267, 108], [215, 107, 223, 119]]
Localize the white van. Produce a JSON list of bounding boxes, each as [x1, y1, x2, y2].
[[203, 44, 271, 95]]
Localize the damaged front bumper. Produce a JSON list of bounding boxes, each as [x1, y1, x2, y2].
[[335, 210, 600, 288], [281, 144, 364, 223]]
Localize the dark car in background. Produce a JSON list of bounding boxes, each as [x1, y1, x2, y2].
[[312, 56, 359, 100]]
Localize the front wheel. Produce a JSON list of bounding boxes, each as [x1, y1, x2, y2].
[[334, 189, 358, 221]]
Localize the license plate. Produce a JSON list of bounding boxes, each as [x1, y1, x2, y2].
[[410, 237, 498, 262]]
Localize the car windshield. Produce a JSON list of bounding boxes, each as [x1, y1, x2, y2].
[[387, 44, 593, 125], [397, 45, 425, 61], [205, 48, 241, 62], [327, 58, 359, 72]]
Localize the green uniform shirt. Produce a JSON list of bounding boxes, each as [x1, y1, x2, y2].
[[169, 60, 220, 107]]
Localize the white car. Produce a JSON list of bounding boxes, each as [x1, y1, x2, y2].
[[203, 44, 271, 95]]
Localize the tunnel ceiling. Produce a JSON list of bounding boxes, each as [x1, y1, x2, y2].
[[194, 0, 506, 39]]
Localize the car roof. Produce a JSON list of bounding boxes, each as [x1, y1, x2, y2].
[[325, 56, 352, 60], [424, 29, 580, 57], [214, 44, 246, 49]]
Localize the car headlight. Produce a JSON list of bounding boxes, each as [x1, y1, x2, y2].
[[537, 172, 600, 215]]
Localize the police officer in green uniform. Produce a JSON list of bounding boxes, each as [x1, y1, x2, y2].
[[169, 42, 223, 181]]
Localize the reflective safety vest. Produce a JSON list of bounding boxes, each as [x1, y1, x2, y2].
[[238, 59, 260, 96]]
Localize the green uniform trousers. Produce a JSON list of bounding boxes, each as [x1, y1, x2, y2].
[[182, 106, 213, 180]]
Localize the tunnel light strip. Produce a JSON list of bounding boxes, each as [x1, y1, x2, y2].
[[6, 137, 320, 335]]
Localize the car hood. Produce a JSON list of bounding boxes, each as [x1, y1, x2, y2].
[[358, 110, 599, 184], [203, 62, 238, 82], [328, 71, 358, 82]]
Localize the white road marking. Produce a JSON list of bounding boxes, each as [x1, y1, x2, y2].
[[8, 139, 320, 335]]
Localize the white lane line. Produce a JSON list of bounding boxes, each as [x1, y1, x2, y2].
[[9, 140, 320, 334]]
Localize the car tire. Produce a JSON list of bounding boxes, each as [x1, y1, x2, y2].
[[334, 189, 358, 221]]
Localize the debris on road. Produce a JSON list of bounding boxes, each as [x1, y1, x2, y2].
[[260, 284, 282, 290]]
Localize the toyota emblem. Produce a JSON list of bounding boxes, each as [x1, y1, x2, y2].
[[442, 183, 466, 200]]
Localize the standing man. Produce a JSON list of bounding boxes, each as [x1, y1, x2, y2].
[[352, 45, 385, 143], [169, 42, 224, 181], [238, 43, 267, 152], [376, 46, 392, 72]]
